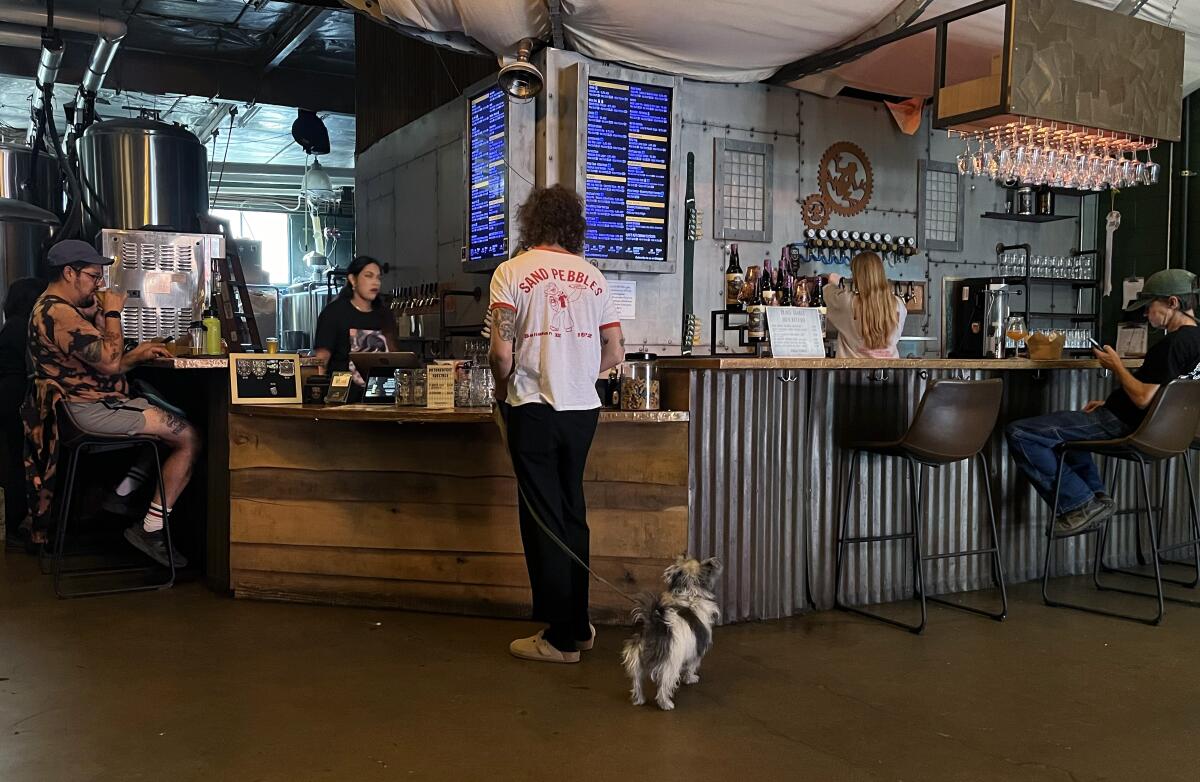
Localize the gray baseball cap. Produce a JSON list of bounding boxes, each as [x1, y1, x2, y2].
[[46, 239, 113, 268]]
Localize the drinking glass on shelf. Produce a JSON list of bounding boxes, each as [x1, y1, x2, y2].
[[1005, 315, 1028, 358]]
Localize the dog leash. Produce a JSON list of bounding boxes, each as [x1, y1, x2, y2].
[[492, 405, 640, 606]]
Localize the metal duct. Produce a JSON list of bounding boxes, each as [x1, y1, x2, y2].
[[26, 37, 64, 146], [0, 8, 127, 135], [0, 22, 40, 51]]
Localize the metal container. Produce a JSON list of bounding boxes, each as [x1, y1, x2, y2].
[[100, 228, 216, 341], [78, 118, 209, 236], [0, 198, 58, 322], [280, 281, 333, 351], [0, 143, 61, 214]]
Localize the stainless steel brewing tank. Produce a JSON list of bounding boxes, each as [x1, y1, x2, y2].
[[0, 198, 58, 323], [78, 118, 208, 237], [0, 143, 61, 214]]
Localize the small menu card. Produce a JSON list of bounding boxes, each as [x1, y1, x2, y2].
[[765, 307, 825, 357], [426, 363, 456, 409]]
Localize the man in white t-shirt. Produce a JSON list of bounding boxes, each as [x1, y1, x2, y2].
[[489, 185, 625, 664]]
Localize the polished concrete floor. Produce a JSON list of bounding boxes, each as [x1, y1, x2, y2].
[[3, 554, 1200, 782]]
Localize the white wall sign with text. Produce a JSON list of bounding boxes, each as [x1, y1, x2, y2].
[[765, 307, 825, 358], [608, 280, 636, 320]]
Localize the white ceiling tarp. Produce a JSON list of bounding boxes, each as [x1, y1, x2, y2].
[[371, 0, 1200, 97]]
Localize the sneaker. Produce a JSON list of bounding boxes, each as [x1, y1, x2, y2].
[[1054, 500, 1104, 534], [577, 623, 597, 651], [1092, 493, 1117, 526], [509, 631, 580, 664], [123, 525, 187, 568]]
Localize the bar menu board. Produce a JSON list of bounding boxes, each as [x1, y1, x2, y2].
[[585, 78, 672, 263], [467, 86, 507, 263]]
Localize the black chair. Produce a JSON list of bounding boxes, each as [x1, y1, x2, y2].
[[1042, 379, 1200, 625], [47, 403, 176, 598], [835, 378, 1008, 634]]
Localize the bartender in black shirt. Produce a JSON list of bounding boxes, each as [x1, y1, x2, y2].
[[312, 255, 398, 385], [1006, 269, 1200, 534]]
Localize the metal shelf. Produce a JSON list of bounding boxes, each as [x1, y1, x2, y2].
[[982, 212, 1074, 223], [1016, 310, 1098, 321], [997, 276, 1098, 287]]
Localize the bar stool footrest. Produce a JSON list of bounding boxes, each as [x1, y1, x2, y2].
[[922, 547, 998, 562]]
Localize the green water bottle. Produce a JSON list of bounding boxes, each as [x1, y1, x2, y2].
[[202, 308, 222, 355]]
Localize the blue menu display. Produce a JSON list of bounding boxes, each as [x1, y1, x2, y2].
[[585, 78, 672, 262], [467, 87, 507, 263]]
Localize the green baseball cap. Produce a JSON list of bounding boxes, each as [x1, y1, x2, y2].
[[1124, 268, 1199, 311]]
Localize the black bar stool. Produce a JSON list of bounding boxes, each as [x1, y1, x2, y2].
[[835, 378, 1007, 634], [1042, 379, 1200, 625], [47, 403, 176, 598]]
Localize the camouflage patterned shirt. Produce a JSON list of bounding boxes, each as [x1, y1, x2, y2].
[[26, 294, 129, 402]]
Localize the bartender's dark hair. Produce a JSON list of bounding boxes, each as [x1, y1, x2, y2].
[[339, 255, 385, 309], [3, 276, 48, 320], [517, 185, 587, 255]]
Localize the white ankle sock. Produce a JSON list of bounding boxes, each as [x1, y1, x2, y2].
[[117, 466, 150, 497], [142, 503, 166, 533]]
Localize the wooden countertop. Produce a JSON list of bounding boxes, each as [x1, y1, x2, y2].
[[146, 355, 323, 370], [230, 403, 688, 423], [656, 357, 1139, 371]]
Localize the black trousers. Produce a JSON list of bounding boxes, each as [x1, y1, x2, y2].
[[505, 402, 599, 652]]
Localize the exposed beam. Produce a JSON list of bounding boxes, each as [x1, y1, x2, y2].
[[1114, 0, 1152, 14], [768, 0, 1005, 85], [261, 6, 331, 72], [193, 102, 237, 142], [0, 43, 354, 114]]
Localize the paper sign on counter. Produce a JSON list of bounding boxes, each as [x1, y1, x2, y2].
[[608, 280, 636, 320], [425, 363, 456, 409], [765, 307, 825, 357]]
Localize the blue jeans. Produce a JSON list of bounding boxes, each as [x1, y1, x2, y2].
[[1005, 408, 1131, 514]]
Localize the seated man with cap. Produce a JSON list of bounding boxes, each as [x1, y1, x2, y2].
[[23, 239, 199, 566], [1006, 268, 1200, 533]]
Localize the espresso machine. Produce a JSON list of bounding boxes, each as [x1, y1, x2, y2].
[[949, 279, 1011, 358]]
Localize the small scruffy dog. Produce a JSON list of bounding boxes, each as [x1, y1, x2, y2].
[[620, 556, 721, 710]]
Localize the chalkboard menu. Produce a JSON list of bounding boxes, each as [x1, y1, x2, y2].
[[466, 86, 508, 264], [584, 78, 673, 262], [229, 353, 303, 404]]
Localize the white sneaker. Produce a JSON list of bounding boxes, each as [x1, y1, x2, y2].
[[509, 631, 580, 664], [577, 624, 597, 651]]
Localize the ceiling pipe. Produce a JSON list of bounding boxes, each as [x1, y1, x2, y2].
[[0, 8, 127, 138], [0, 22, 41, 51], [26, 36, 64, 146]]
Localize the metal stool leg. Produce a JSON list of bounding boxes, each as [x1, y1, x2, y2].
[[925, 452, 1008, 621], [907, 457, 928, 634], [833, 450, 860, 612], [151, 443, 177, 590]]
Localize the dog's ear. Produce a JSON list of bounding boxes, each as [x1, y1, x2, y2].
[[663, 558, 686, 586], [699, 557, 722, 587]]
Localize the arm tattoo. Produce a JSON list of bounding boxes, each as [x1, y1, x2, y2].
[[494, 308, 516, 342], [80, 340, 103, 364]]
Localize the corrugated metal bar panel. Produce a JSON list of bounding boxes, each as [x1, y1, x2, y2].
[[689, 367, 1191, 623]]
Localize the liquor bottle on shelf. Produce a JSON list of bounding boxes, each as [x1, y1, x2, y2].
[[760, 256, 776, 306], [746, 280, 766, 342], [812, 274, 826, 308], [778, 272, 793, 307], [724, 243, 744, 312]]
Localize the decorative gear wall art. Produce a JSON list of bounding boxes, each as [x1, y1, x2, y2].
[[801, 193, 830, 230], [818, 142, 873, 217]]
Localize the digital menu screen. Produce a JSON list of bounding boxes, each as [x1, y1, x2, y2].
[[584, 78, 672, 262], [467, 86, 508, 263]]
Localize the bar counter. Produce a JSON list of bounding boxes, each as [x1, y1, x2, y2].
[[226, 402, 688, 623]]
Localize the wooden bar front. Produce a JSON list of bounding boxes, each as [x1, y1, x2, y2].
[[227, 406, 689, 624]]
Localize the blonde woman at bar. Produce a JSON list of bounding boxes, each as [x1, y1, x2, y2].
[[825, 252, 906, 359]]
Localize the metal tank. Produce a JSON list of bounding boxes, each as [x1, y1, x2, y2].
[[77, 118, 208, 237], [0, 197, 58, 323], [0, 143, 61, 215]]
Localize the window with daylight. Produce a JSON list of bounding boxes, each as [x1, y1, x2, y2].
[[714, 138, 773, 243], [918, 160, 964, 252], [212, 209, 291, 285]]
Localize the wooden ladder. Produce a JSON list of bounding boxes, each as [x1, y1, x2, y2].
[[199, 215, 262, 351]]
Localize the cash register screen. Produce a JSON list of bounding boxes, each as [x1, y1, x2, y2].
[[363, 374, 396, 403]]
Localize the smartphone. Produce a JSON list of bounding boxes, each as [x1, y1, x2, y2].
[[1088, 337, 1104, 350]]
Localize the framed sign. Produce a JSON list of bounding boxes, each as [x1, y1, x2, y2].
[[229, 353, 303, 404]]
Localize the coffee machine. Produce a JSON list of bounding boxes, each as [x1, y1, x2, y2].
[[949, 279, 1010, 358]]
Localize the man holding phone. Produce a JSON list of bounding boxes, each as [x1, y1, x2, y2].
[[1006, 269, 1200, 532]]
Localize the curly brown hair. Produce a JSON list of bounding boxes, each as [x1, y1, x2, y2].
[[516, 185, 587, 255]]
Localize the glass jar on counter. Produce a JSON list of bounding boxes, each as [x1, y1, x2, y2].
[[620, 352, 660, 411], [412, 368, 427, 406], [394, 368, 413, 406]]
